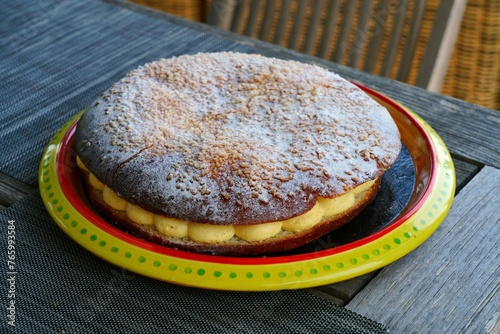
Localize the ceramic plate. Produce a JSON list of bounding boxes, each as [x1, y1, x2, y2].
[[39, 85, 455, 291]]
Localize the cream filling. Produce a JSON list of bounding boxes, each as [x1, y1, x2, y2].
[[154, 216, 189, 238], [318, 192, 355, 217], [235, 221, 283, 242], [281, 202, 325, 232], [77, 157, 376, 244]]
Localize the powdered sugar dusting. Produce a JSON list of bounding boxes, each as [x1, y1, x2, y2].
[[75, 52, 401, 224]]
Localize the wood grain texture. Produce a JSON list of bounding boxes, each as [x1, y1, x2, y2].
[[312, 271, 379, 305], [0, 172, 35, 210], [452, 156, 481, 192], [305, 288, 345, 306], [346, 166, 500, 333]]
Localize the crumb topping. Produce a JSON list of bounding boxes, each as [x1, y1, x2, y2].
[[75, 52, 401, 224]]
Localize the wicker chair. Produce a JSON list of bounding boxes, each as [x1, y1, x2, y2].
[[206, 0, 467, 93], [127, 0, 207, 21], [440, 0, 500, 110]]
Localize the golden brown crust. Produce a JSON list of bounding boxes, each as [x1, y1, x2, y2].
[[82, 170, 380, 256]]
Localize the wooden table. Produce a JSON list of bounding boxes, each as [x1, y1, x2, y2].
[[0, 1, 498, 332]]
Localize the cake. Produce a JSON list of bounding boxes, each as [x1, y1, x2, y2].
[[74, 52, 401, 256]]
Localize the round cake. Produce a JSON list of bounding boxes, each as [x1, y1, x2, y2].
[[74, 52, 401, 256]]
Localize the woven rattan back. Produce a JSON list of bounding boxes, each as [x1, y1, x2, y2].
[[207, 0, 466, 92], [129, 0, 206, 21]]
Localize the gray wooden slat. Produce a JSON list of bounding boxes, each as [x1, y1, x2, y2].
[[311, 271, 379, 305], [288, 0, 309, 50], [230, 0, 246, 32], [206, 0, 237, 30], [452, 156, 481, 193], [347, 166, 500, 333], [258, 0, 276, 41], [332, 0, 357, 63], [0, 172, 35, 208], [306, 288, 345, 306], [422, 0, 467, 92], [272, 0, 292, 44], [244, 0, 262, 36], [317, 0, 341, 59], [380, 0, 409, 77], [363, 0, 391, 73], [396, 0, 427, 82], [348, 0, 375, 68], [415, 0, 455, 88], [301, 0, 325, 54]]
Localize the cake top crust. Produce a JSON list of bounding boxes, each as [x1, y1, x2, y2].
[[75, 52, 401, 224]]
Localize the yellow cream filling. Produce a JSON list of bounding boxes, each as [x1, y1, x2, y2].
[[235, 221, 283, 242], [102, 186, 127, 211], [89, 173, 105, 191], [83, 167, 376, 244], [189, 223, 235, 243], [318, 191, 355, 217], [281, 202, 325, 232], [154, 216, 189, 238], [126, 203, 155, 225], [352, 179, 376, 195], [76, 156, 89, 172]]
